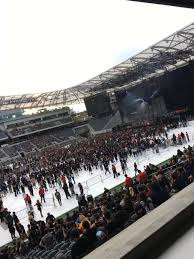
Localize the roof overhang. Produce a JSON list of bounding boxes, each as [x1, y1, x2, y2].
[[0, 22, 194, 111]]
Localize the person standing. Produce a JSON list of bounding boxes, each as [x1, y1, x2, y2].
[[70, 172, 76, 184], [69, 180, 75, 196], [57, 176, 62, 188], [39, 187, 46, 203], [55, 190, 62, 206], [120, 160, 126, 174], [172, 134, 177, 145], [88, 164, 93, 175], [24, 194, 32, 209], [181, 132, 186, 143], [112, 164, 118, 178], [60, 174, 66, 185], [186, 132, 190, 142], [62, 182, 71, 199], [12, 180, 18, 197], [124, 174, 133, 188], [6, 212, 16, 239], [104, 161, 110, 175], [42, 179, 48, 191], [78, 183, 84, 195], [8, 222, 16, 240], [137, 170, 147, 184], [31, 176, 37, 188], [28, 182, 34, 196], [35, 200, 43, 217], [16, 222, 26, 240], [20, 184, 25, 194], [134, 162, 138, 176], [177, 134, 182, 145], [12, 212, 19, 226]]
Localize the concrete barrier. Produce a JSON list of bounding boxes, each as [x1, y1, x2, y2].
[[84, 182, 194, 259]]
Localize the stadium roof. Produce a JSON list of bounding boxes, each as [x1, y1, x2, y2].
[[128, 0, 194, 8], [0, 22, 194, 111]]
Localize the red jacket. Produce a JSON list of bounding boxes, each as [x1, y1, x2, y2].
[[125, 176, 133, 188], [60, 175, 66, 183], [112, 164, 116, 172], [25, 195, 31, 203], [138, 171, 147, 183], [39, 188, 45, 196]]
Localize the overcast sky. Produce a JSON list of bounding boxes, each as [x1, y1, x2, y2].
[[0, 0, 194, 96]]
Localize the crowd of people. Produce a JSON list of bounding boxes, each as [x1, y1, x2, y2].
[[0, 142, 194, 259], [0, 118, 183, 200], [0, 116, 192, 259]]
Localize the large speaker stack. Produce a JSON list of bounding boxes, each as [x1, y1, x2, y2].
[[84, 91, 112, 117]]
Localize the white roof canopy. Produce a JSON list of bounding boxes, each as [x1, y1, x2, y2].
[[0, 22, 194, 111]]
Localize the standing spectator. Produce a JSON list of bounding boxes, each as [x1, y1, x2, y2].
[[78, 183, 84, 195], [124, 174, 133, 188], [42, 179, 48, 191], [186, 132, 190, 142], [120, 160, 126, 174], [8, 222, 16, 240], [28, 183, 34, 196], [137, 170, 147, 184], [181, 132, 186, 143], [57, 176, 62, 188], [16, 222, 26, 240], [134, 162, 138, 175], [31, 176, 36, 188], [69, 180, 75, 196], [63, 182, 71, 199], [12, 212, 19, 225], [177, 134, 182, 145], [20, 184, 25, 194], [35, 200, 43, 217], [39, 187, 46, 203], [6, 212, 16, 240], [12, 181, 18, 197], [104, 161, 110, 175], [60, 174, 66, 184], [55, 190, 62, 206], [24, 194, 32, 209], [172, 134, 177, 145], [112, 164, 118, 178], [70, 172, 76, 184]]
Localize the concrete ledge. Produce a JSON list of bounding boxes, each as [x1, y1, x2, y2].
[[84, 183, 194, 259]]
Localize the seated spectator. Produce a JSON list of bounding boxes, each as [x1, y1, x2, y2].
[[39, 229, 55, 249], [71, 220, 97, 259]]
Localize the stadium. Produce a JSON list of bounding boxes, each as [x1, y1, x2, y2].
[[0, 1, 194, 259]]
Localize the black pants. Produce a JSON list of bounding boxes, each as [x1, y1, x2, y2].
[[113, 170, 118, 178], [38, 208, 43, 217], [64, 190, 71, 199], [40, 194, 45, 203], [57, 197, 62, 205]]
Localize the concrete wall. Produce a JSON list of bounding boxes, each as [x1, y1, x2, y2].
[[84, 182, 194, 259]]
